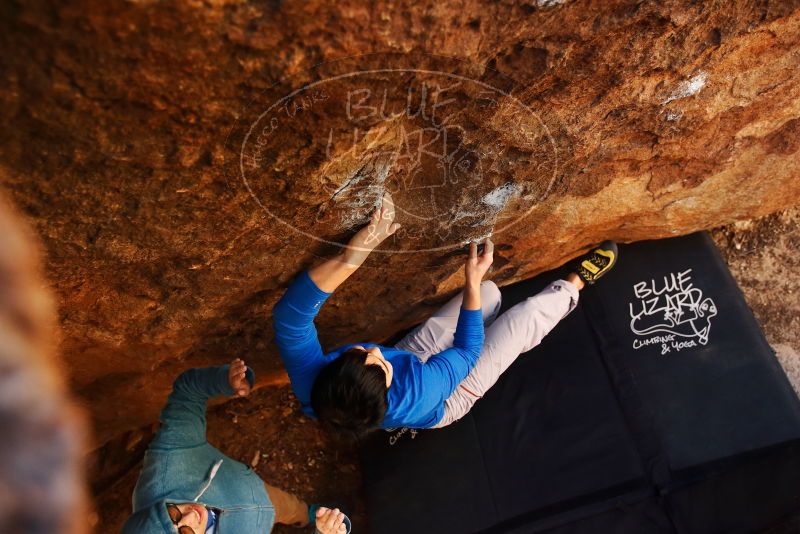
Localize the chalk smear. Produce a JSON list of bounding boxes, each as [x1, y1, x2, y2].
[[462, 231, 493, 245], [662, 72, 707, 104], [665, 110, 683, 122], [454, 182, 521, 243], [452, 209, 480, 222], [482, 182, 519, 210], [333, 156, 391, 229]]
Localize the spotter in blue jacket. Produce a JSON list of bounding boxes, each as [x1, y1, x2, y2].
[[120, 365, 274, 534]]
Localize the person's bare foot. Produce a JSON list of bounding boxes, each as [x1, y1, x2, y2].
[[313, 507, 350, 534]]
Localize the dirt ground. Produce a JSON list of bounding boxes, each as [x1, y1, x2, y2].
[[93, 206, 800, 533], [710, 207, 800, 395]]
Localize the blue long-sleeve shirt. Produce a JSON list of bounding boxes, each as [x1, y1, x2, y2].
[[272, 271, 485, 429]]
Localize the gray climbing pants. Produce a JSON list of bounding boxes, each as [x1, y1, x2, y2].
[[395, 279, 579, 428]]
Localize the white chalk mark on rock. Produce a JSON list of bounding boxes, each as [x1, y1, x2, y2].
[[662, 72, 707, 104], [330, 169, 360, 201], [462, 231, 493, 245], [481, 182, 519, 210], [536, 0, 569, 6], [665, 110, 683, 122], [452, 209, 480, 222], [452, 182, 521, 244], [334, 157, 392, 229]]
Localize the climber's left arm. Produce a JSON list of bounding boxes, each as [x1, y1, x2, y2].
[[308, 192, 400, 292]]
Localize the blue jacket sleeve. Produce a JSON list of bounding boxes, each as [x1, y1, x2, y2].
[[272, 271, 332, 414], [150, 365, 256, 450], [420, 308, 485, 403]]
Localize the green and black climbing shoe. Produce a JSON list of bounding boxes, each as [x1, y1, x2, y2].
[[574, 240, 618, 284]]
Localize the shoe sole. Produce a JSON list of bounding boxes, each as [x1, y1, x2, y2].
[[580, 240, 618, 282]]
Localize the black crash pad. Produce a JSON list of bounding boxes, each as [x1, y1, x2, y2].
[[360, 233, 800, 534]]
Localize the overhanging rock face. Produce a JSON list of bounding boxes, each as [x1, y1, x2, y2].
[[0, 0, 799, 447]]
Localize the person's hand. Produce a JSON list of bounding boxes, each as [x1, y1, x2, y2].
[[315, 507, 348, 534], [345, 192, 401, 263], [228, 358, 251, 397], [465, 238, 494, 286]]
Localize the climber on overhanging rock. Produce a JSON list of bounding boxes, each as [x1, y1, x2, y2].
[[273, 192, 619, 437], [120, 358, 350, 534]]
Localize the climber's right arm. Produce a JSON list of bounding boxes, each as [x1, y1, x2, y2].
[[272, 270, 331, 412], [307, 191, 400, 293], [272, 192, 399, 411]]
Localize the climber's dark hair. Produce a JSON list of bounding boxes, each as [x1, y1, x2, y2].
[[311, 347, 389, 440]]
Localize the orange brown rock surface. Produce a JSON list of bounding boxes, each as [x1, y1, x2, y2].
[[1, 0, 799, 457]]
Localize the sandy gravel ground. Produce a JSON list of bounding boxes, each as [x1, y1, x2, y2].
[[711, 207, 800, 395]]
